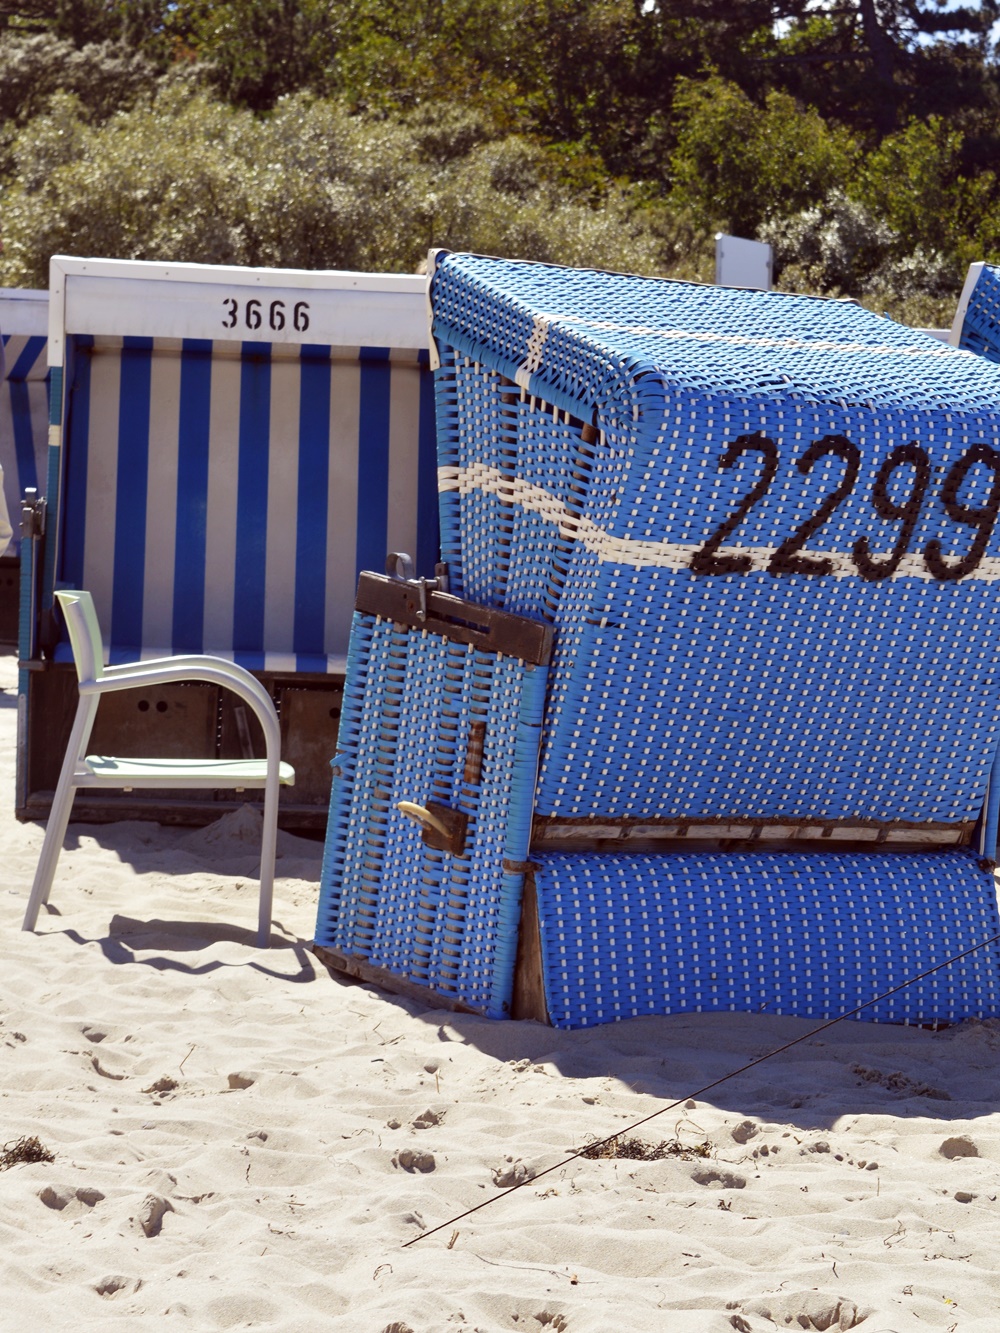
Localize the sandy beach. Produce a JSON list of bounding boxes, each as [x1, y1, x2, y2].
[[1, 647, 999, 1332]]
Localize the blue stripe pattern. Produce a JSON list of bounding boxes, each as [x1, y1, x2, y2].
[[111, 337, 153, 654], [172, 339, 213, 653], [233, 343, 272, 654], [55, 335, 437, 666], [294, 345, 332, 654], [59, 337, 93, 598], [416, 348, 439, 575], [1, 333, 48, 555]]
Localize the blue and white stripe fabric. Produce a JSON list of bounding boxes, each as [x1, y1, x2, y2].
[[57, 336, 437, 668], [0, 291, 48, 556]]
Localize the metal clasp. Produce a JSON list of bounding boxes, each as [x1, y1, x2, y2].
[[385, 553, 450, 624]]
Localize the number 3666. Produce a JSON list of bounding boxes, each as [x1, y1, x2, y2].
[[222, 297, 310, 332]]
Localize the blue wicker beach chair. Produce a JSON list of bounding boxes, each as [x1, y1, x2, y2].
[[314, 253, 1000, 1029]]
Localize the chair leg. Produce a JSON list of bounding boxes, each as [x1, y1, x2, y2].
[[256, 762, 280, 948], [23, 696, 97, 932]]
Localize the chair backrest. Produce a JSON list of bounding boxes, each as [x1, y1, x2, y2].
[[56, 336, 436, 669], [430, 252, 1000, 838], [0, 289, 49, 557], [47, 259, 437, 671], [55, 589, 104, 686]]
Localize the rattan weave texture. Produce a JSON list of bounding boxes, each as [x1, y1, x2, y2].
[[956, 264, 1000, 364], [315, 609, 547, 1016], [532, 849, 1000, 1029], [431, 254, 1000, 828]]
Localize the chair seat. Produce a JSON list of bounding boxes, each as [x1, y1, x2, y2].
[[78, 755, 296, 788]]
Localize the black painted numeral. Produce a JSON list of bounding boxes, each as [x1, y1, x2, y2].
[[767, 435, 860, 576], [852, 441, 931, 580], [924, 442, 1000, 581], [691, 433, 1000, 582], [689, 433, 779, 575], [221, 296, 310, 332]]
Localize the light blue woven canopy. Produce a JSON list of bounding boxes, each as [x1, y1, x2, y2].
[[430, 252, 1000, 414], [431, 253, 1000, 829]]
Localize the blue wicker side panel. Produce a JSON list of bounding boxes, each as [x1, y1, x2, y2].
[[435, 348, 605, 613], [532, 850, 1000, 1030], [315, 610, 548, 1017], [956, 265, 1000, 364]]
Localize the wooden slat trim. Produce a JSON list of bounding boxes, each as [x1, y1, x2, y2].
[[310, 944, 485, 1016]]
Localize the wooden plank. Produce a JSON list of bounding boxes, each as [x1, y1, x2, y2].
[[90, 680, 219, 758], [0, 555, 19, 646], [511, 873, 550, 1024], [532, 819, 969, 850], [310, 943, 485, 1015], [277, 684, 342, 808]]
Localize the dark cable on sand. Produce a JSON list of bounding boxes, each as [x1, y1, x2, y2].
[[403, 927, 1000, 1247]]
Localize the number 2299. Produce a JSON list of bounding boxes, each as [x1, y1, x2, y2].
[[222, 297, 310, 333], [691, 432, 1000, 582]]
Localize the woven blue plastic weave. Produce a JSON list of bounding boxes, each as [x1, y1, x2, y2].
[[532, 850, 1000, 1029], [955, 263, 1000, 364], [431, 255, 1000, 829], [315, 609, 547, 1016]]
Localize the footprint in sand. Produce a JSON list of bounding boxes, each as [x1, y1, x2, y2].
[[93, 1275, 141, 1298], [38, 1184, 105, 1213], [135, 1193, 173, 1237], [745, 1291, 869, 1331], [692, 1167, 746, 1190], [393, 1148, 436, 1173], [939, 1134, 979, 1158]]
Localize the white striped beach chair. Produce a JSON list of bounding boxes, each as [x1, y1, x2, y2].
[[19, 258, 437, 825]]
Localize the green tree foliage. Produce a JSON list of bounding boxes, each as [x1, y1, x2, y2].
[[669, 75, 857, 236], [0, 88, 681, 287], [756, 0, 999, 135], [0, 0, 998, 320], [0, 32, 158, 125], [0, 0, 171, 49], [855, 115, 997, 264], [166, 0, 341, 109]]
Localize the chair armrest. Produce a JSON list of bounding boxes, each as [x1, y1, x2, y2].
[[100, 655, 273, 709], [85, 659, 280, 748]]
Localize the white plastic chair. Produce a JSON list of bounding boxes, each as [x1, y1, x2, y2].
[[22, 590, 295, 946]]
